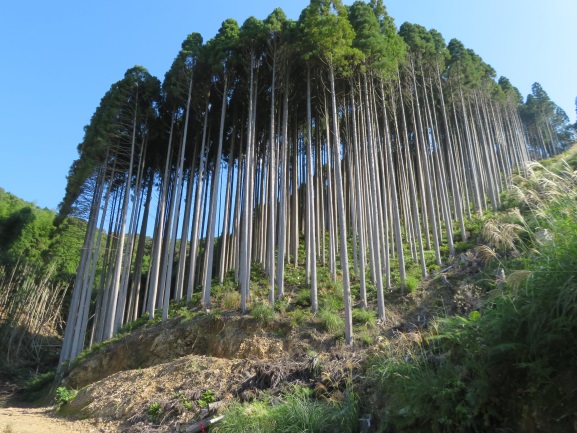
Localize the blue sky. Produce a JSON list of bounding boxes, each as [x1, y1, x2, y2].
[[0, 0, 575, 211]]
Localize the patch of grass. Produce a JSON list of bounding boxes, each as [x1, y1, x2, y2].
[[221, 290, 241, 310], [294, 288, 312, 307], [352, 308, 377, 329], [318, 309, 344, 334], [250, 302, 277, 325], [404, 275, 420, 293], [454, 240, 475, 253], [370, 155, 577, 432], [24, 370, 55, 392], [218, 385, 358, 433], [287, 308, 311, 327], [320, 291, 343, 312]]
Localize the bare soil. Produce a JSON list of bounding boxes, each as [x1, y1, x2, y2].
[[0, 406, 121, 433]]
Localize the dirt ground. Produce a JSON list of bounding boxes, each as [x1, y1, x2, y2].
[[0, 406, 120, 433]]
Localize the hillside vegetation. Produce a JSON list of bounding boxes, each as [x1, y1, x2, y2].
[[0, 189, 85, 370]]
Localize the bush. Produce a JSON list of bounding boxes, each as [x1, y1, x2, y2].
[[250, 302, 277, 325], [352, 308, 376, 329], [221, 290, 241, 310], [54, 387, 76, 406]]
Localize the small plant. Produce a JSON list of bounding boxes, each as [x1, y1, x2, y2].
[[404, 275, 420, 293], [54, 386, 76, 405], [352, 308, 377, 329], [319, 309, 344, 334], [179, 395, 193, 411], [199, 389, 217, 408], [287, 308, 310, 327], [147, 401, 164, 424], [221, 290, 241, 310], [250, 302, 277, 325]]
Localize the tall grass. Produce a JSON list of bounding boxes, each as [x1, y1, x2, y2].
[[218, 386, 359, 433], [371, 159, 577, 432]]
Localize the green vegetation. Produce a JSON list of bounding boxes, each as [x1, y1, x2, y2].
[[198, 389, 217, 408], [218, 386, 358, 433], [0, 188, 87, 370], [54, 386, 76, 406], [147, 401, 164, 424], [371, 157, 577, 432], [250, 302, 278, 325]]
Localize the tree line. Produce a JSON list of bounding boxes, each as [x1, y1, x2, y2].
[[0, 188, 85, 367], [56, 0, 575, 371]]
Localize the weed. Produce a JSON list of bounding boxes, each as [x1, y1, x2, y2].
[[318, 309, 344, 334], [221, 290, 241, 310], [147, 402, 164, 424], [250, 302, 277, 325], [54, 386, 76, 406], [198, 389, 217, 408], [352, 308, 377, 329]]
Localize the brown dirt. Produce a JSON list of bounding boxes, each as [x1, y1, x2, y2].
[[0, 406, 121, 433]]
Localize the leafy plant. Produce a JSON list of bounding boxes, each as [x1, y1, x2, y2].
[[54, 386, 76, 405], [198, 389, 217, 408], [147, 401, 164, 424]]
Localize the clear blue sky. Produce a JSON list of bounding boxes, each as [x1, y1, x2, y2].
[[0, 0, 575, 211]]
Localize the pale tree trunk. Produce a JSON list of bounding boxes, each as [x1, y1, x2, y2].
[[202, 73, 229, 308], [329, 64, 352, 344]]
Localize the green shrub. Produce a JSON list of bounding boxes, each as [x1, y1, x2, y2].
[[404, 275, 420, 293], [24, 370, 55, 392], [370, 160, 577, 432], [250, 302, 277, 325], [54, 387, 76, 406]]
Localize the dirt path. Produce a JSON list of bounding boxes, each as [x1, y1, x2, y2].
[[0, 406, 120, 433]]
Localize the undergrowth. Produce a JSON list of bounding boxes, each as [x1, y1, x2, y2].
[[371, 158, 577, 432], [218, 385, 359, 433]]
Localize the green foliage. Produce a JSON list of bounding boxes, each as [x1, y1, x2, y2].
[[219, 385, 358, 433], [147, 401, 164, 424], [352, 308, 376, 329], [454, 240, 475, 253], [299, 0, 361, 73], [250, 302, 277, 325], [54, 387, 77, 406], [24, 370, 55, 392], [371, 160, 577, 432], [319, 309, 344, 334], [116, 313, 151, 336], [198, 389, 217, 408]]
